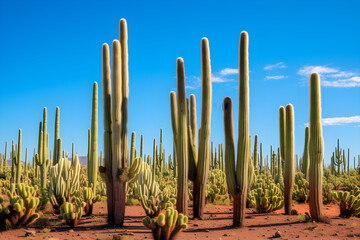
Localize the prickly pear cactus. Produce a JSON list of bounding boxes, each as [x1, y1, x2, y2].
[[0, 183, 40, 230], [248, 174, 284, 213], [142, 207, 188, 240], [332, 188, 360, 218]]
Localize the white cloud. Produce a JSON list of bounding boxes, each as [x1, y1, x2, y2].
[[298, 65, 360, 88], [265, 75, 288, 80], [298, 65, 338, 76], [185, 76, 201, 89], [264, 62, 287, 70], [322, 77, 360, 88], [220, 68, 238, 76], [211, 74, 227, 83], [322, 115, 360, 126]]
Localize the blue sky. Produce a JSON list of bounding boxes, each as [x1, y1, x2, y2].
[[1, 0, 359, 167]]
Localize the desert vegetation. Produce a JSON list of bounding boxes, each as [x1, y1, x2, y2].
[[0, 18, 359, 239]]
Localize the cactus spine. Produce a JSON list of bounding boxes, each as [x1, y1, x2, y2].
[[309, 73, 324, 221], [101, 19, 141, 226], [223, 31, 250, 227], [302, 126, 310, 179], [284, 104, 295, 215]]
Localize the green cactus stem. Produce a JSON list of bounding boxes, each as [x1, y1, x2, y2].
[[223, 31, 250, 227], [309, 72, 324, 221], [302, 126, 310, 179], [284, 104, 295, 215], [53, 107, 60, 165], [101, 19, 141, 226], [170, 57, 189, 215]]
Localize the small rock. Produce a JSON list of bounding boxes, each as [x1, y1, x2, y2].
[[338, 223, 345, 226], [25, 230, 35, 237], [223, 234, 228, 236], [274, 231, 281, 238], [193, 224, 199, 227], [347, 234, 355, 238], [291, 209, 298, 215], [68, 229, 74, 233], [205, 229, 210, 232], [332, 233, 339, 236], [296, 235, 300, 238]]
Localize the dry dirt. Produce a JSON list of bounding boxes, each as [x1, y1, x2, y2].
[[1, 200, 360, 239]]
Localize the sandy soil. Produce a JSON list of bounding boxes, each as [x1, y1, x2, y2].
[[1, 200, 360, 239]]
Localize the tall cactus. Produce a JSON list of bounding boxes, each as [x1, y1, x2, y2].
[[101, 19, 141, 226], [35, 108, 50, 193], [188, 38, 212, 219], [170, 38, 212, 218], [88, 82, 98, 192], [284, 104, 295, 215], [302, 126, 310, 179], [260, 143, 263, 173], [14, 129, 22, 185], [223, 31, 250, 227], [309, 72, 324, 221], [4, 141, 7, 172], [53, 107, 60, 165], [170, 57, 189, 215], [253, 135, 259, 174], [334, 139, 343, 176]]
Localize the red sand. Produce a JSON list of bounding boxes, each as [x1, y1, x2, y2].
[[1, 200, 360, 239]]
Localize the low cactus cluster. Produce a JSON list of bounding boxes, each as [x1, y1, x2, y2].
[[293, 173, 309, 203], [0, 183, 40, 230], [332, 188, 360, 218], [206, 169, 229, 204], [142, 207, 188, 240], [248, 174, 284, 213], [59, 198, 86, 227]]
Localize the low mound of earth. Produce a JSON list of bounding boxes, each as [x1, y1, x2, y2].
[[1, 200, 360, 239]]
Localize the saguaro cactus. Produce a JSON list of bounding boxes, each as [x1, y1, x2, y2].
[[101, 19, 141, 226], [223, 31, 250, 227], [53, 107, 60, 165], [170, 57, 189, 215], [302, 126, 310, 179], [85, 82, 99, 215], [188, 38, 212, 219], [14, 129, 22, 185], [170, 38, 212, 218], [284, 104, 295, 215], [253, 135, 259, 174], [309, 72, 324, 221]]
